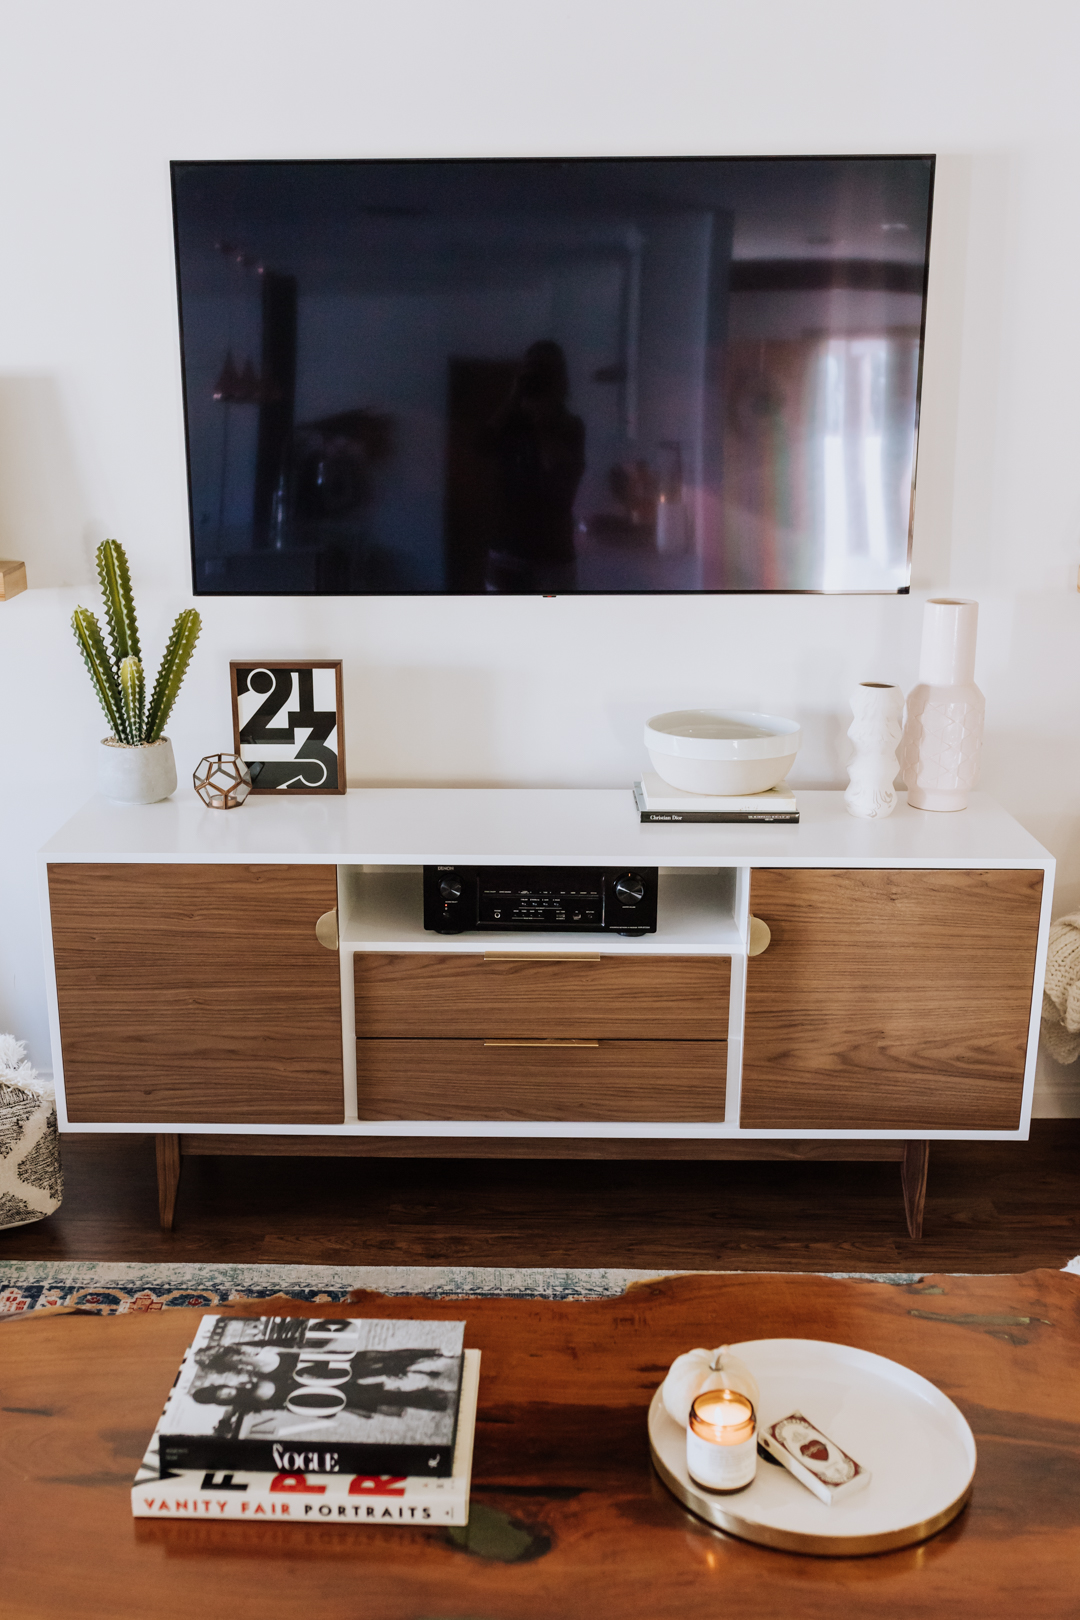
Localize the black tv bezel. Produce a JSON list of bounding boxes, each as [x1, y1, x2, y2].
[[170, 152, 936, 599]]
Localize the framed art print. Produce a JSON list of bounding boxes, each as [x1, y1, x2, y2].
[[230, 660, 346, 793]]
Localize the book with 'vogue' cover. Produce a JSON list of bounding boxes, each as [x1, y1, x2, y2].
[[157, 1315, 465, 1478], [133, 1349, 481, 1525]]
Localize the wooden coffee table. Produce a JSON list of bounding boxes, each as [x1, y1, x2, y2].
[[1, 1269, 1077, 1619]]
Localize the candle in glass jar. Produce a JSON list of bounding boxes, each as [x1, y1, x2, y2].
[[686, 1387, 757, 1492]]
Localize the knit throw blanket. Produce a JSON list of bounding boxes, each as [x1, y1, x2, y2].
[[1041, 911, 1080, 1064]]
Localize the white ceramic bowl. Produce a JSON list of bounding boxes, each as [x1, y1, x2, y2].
[[644, 710, 801, 796]]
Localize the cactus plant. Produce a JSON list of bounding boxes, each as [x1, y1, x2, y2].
[[97, 538, 141, 668], [118, 654, 145, 743], [144, 608, 201, 742], [72, 540, 201, 745]]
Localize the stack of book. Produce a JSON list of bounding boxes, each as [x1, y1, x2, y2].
[[132, 1313, 480, 1525], [633, 772, 799, 824]]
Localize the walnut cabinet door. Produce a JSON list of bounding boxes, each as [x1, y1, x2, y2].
[[49, 863, 343, 1124], [740, 868, 1043, 1131]]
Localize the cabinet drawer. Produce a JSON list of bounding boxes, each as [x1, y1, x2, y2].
[[355, 1038, 726, 1121], [353, 953, 730, 1040]]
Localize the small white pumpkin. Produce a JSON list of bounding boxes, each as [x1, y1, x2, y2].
[[660, 1345, 760, 1428], [660, 1347, 714, 1428]]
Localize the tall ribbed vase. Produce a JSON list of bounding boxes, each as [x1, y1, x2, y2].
[[844, 682, 905, 819], [900, 598, 985, 813]]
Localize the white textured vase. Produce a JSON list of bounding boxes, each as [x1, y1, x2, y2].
[[844, 683, 905, 819], [97, 736, 177, 805], [900, 598, 985, 813]]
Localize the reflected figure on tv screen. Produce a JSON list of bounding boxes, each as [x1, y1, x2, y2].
[[481, 340, 586, 594]]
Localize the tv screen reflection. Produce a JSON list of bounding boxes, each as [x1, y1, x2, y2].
[[172, 156, 934, 595]]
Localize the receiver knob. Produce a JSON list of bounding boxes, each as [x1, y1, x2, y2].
[[614, 873, 646, 906], [439, 877, 463, 901]]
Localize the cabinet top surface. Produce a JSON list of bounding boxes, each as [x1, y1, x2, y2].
[[41, 788, 1052, 868]]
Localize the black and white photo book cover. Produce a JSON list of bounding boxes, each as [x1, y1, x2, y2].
[[133, 1348, 482, 1525], [158, 1315, 464, 1476], [230, 659, 345, 793]]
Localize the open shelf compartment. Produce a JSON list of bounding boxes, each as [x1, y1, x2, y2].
[[339, 866, 743, 956]]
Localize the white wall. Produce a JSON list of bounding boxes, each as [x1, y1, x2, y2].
[[2, 0, 1079, 1113]]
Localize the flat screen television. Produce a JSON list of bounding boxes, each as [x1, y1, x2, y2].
[[171, 155, 934, 596]]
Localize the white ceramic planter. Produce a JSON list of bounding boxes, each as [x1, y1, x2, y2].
[[844, 683, 905, 819], [644, 710, 800, 796], [900, 599, 985, 813], [98, 736, 177, 805]]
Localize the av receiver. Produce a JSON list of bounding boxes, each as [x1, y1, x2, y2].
[[423, 865, 658, 936]]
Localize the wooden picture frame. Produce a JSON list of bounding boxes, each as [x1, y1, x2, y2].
[[230, 660, 346, 794]]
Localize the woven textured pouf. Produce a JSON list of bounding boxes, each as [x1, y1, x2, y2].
[[0, 1037, 62, 1229]]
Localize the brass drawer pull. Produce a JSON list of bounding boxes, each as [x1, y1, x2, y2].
[[748, 915, 771, 957], [483, 952, 601, 963], [315, 908, 339, 951], [483, 1039, 600, 1048]]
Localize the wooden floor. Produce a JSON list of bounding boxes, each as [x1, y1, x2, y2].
[[1, 1122, 1077, 1273]]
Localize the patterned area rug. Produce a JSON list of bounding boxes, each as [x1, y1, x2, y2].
[[0, 1261, 681, 1315], [3, 1259, 1075, 1316], [0, 1260, 930, 1316]]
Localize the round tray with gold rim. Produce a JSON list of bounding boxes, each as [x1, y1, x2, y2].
[[648, 1338, 975, 1557]]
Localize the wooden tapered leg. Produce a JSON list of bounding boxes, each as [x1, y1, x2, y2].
[[901, 1140, 929, 1239], [155, 1134, 181, 1230]]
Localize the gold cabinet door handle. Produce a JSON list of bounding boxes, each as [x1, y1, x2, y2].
[[315, 907, 339, 950], [748, 915, 772, 956], [483, 1040, 600, 1048]]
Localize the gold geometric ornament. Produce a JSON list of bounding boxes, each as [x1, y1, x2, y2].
[[193, 752, 252, 809]]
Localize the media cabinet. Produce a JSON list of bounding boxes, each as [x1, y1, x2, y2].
[[40, 788, 1054, 1238]]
